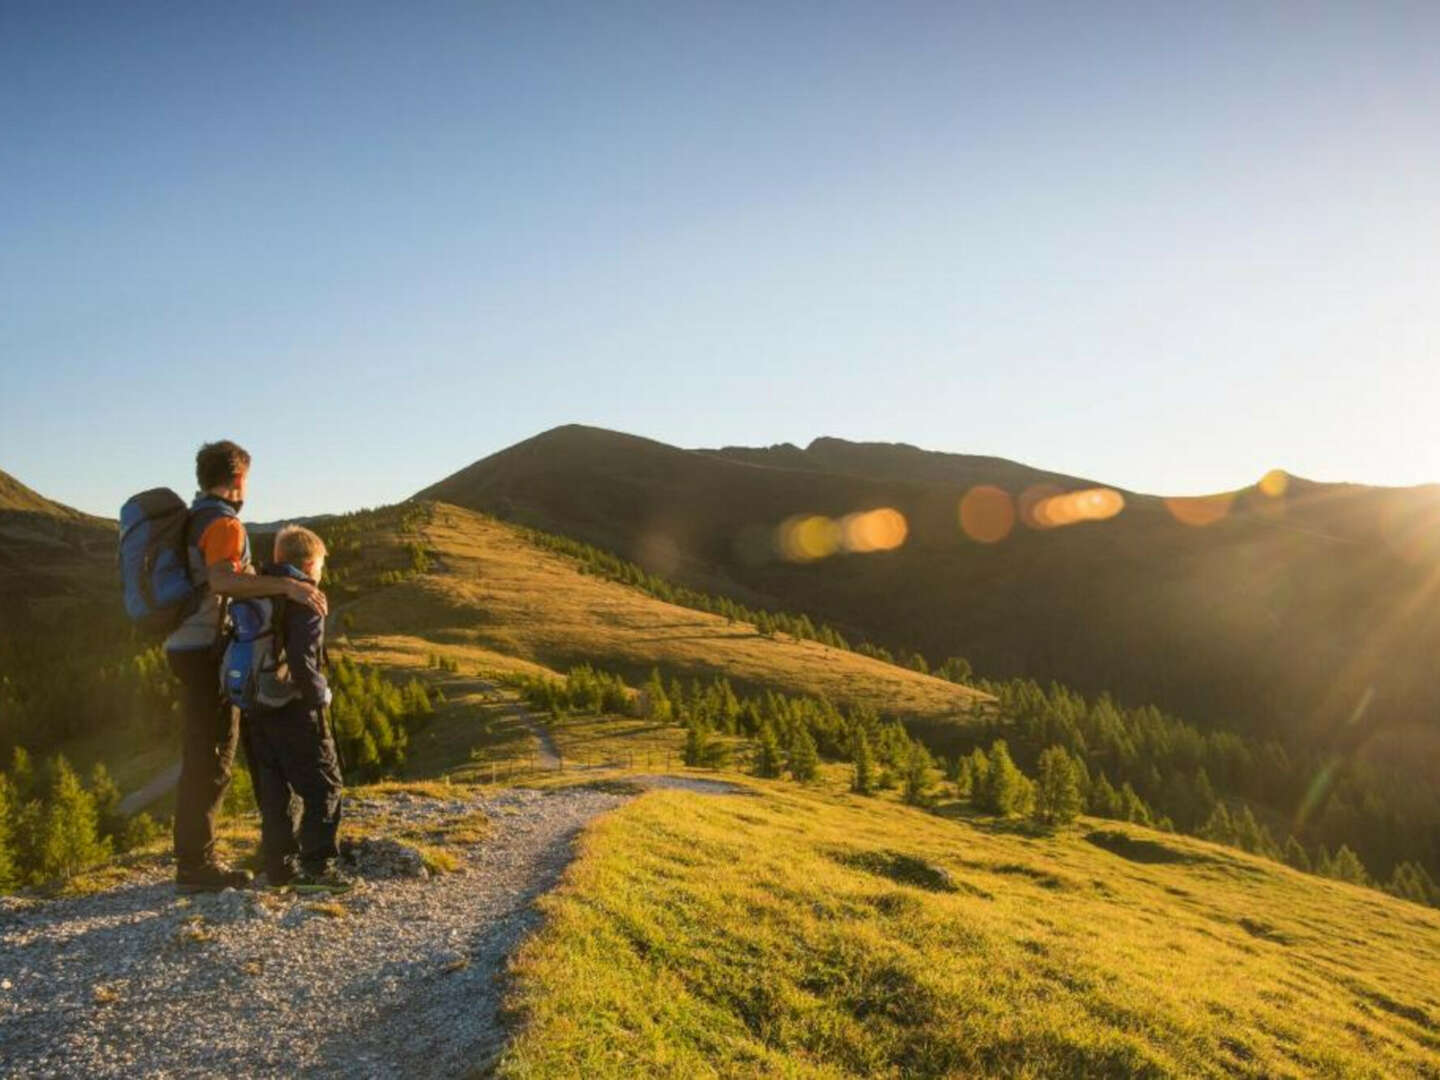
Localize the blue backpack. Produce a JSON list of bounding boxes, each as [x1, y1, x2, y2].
[[221, 596, 300, 710], [118, 488, 196, 634]]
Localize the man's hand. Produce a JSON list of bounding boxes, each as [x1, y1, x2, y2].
[[282, 578, 329, 616]]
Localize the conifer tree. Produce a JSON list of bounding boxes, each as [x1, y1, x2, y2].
[[754, 724, 783, 778], [954, 757, 975, 799], [788, 726, 819, 782], [9, 747, 34, 803], [35, 756, 109, 882], [1033, 745, 1083, 826], [1201, 803, 1235, 845], [902, 741, 932, 805], [1388, 861, 1439, 907], [1282, 835, 1312, 872], [683, 721, 711, 768], [1116, 782, 1151, 825], [964, 748, 990, 801], [88, 763, 124, 843], [1328, 845, 1370, 885], [0, 773, 17, 891], [1089, 771, 1121, 818], [978, 739, 1027, 816], [851, 734, 875, 795]]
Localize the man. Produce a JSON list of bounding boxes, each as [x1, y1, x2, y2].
[[165, 440, 327, 892]]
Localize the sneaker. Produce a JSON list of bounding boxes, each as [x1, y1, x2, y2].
[[291, 865, 354, 894], [264, 863, 299, 889], [176, 862, 254, 893]]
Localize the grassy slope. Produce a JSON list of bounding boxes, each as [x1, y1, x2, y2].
[[498, 773, 1440, 1079], [341, 502, 989, 727]]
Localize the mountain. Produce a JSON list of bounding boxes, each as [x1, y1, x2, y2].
[[0, 469, 115, 631], [417, 426, 1440, 754]]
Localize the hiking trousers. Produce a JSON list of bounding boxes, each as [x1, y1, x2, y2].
[[167, 647, 239, 870], [243, 703, 343, 877]]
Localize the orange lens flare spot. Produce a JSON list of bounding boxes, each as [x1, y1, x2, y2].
[[1258, 469, 1289, 498], [1025, 486, 1126, 528], [959, 486, 1016, 544], [778, 514, 842, 562], [1164, 492, 1236, 527], [1018, 484, 1064, 529], [840, 508, 908, 553]]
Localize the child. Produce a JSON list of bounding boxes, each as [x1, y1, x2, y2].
[[243, 524, 347, 890]]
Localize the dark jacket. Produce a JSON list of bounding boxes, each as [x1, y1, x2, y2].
[[260, 563, 330, 710]]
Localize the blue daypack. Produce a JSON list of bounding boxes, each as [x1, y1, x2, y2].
[[118, 488, 195, 634], [221, 596, 299, 711]]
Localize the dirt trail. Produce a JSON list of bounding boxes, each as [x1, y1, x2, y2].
[[0, 778, 739, 1079]]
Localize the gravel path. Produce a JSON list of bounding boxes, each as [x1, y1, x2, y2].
[[0, 785, 633, 1079]]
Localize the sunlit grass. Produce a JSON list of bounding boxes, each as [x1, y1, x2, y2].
[[498, 781, 1440, 1079]]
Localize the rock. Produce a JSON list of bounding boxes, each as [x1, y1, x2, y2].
[[347, 837, 429, 880]]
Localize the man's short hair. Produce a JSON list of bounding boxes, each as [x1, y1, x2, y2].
[[274, 524, 327, 567], [196, 440, 252, 490]]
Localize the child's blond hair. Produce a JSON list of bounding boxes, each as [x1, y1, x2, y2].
[[274, 524, 328, 568]]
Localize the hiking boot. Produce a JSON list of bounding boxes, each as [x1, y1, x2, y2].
[[176, 862, 254, 893], [291, 864, 354, 894]]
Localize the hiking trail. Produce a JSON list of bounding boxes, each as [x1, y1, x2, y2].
[[0, 777, 738, 1079]]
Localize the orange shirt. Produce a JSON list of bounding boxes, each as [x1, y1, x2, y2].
[[197, 516, 247, 571]]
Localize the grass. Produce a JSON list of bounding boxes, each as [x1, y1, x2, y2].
[[337, 503, 990, 730], [497, 779, 1440, 1079]]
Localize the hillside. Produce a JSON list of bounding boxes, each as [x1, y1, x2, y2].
[[416, 425, 1440, 754], [500, 774, 1440, 1079], [0, 468, 115, 634], [339, 502, 989, 728]]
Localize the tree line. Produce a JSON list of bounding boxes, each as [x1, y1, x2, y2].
[[0, 748, 161, 890], [505, 660, 1439, 910]]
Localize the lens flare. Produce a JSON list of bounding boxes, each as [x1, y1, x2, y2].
[[959, 486, 1016, 544], [1164, 492, 1236, 527], [778, 515, 842, 562], [1258, 469, 1289, 498], [1018, 484, 1064, 529], [1024, 486, 1126, 529], [840, 508, 908, 553]]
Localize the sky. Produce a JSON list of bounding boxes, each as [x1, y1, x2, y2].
[[2, 2, 1438, 522]]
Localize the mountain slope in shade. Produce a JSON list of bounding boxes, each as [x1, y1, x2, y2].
[[415, 425, 1440, 759], [0, 469, 116, 628]]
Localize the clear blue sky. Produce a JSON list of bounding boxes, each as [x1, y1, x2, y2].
[[2, 2, 1437, 521]]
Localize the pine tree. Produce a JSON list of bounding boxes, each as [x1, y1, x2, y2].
[[754, 724, 784, 778], [1033, 745, 1083, 826], [978, 740, 1027, 816], [683, 722, 711, 768], [88, 763, 124, 842], [9, 747, 34, 803], [1282, 835, 1312, 872], [0, 773, 17, 891], [788, 726, 819, 782], [902, 741, 932, 805], [965, 748, 989, 799], [1089, 771, 1121, 818], [1201, 803, 1235, 845], [1388, 862, 1439, 907], [954, 757, 975, 798], [1328, 845, 1370, 885], [1118, 782, 1151, 826], [851, 734, 875, 795], [35, 756, 109, 882]]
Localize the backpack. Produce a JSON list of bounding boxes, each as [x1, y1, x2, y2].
[[118, 488, 196, 634], [220, 596, 301, 711]]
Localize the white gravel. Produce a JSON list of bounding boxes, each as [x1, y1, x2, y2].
[[0, 785, 629, 1079]]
